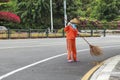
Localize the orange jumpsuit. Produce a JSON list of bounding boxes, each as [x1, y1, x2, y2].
[[64, 25, 78, 61]]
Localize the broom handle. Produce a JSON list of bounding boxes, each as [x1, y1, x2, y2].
[[82, 37, 91, 45]]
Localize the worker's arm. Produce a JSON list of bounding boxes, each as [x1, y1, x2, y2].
[[64, 22, 71, 32], [77, 31, 82, 37]]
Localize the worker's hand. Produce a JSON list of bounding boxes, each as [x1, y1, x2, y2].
[[65, 22, 71, 27], [78, 32, 81, 36], [78, 32, 80, 34], [67, 22, 71, 25]]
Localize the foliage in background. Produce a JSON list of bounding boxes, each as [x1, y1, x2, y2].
[[0, 0, 120, 29], [89, 0, 120, 21], [16, 0, 50, 29]]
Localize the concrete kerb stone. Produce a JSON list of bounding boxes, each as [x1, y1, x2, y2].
[[90, 55, 120, 80]]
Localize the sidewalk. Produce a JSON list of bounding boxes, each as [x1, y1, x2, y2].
[[90, 55, 120, 80]]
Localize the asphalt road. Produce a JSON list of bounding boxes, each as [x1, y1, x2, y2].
[[0, 37, 120, 80]]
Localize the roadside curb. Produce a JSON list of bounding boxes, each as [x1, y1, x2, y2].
[[81, 55, 120, 80]]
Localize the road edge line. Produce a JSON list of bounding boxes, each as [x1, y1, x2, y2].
[[81, 62, 103, 80]]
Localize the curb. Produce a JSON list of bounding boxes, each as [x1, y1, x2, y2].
[[81, 55, 120, 80]]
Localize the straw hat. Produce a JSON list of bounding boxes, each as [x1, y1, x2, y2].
[[70, 18, 80, 24]]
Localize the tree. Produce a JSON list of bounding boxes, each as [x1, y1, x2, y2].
[[1, 0, 120, 29], [51, 0, 82, 29], [89, 0, 120, 21], [16, 0, 50, 29], [33, 0, 50, 28]]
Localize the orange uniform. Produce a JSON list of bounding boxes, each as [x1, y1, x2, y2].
[[64, 25, 78, 62]]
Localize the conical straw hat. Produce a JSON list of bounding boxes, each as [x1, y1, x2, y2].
[[70, 18, 80, 24]]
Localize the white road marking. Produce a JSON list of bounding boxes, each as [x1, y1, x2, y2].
[[0, 45, 120, 80], [0, 49, 89, 80], [0, 43, 64, 49], [0, 53, 66, 80], [0, 41, 120, 49]]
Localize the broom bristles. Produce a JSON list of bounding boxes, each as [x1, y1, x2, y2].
[[89, 45, 103, 56]]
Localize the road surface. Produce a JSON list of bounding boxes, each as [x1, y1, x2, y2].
[[0, 37, 120, 80]]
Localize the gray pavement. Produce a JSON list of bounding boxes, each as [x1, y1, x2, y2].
[[0, 38, 120, 80], [90, 55, 120, 80]]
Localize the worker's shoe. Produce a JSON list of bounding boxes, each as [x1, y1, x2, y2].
[[67, 60, 73, 63], [74, 60, 80, 62]]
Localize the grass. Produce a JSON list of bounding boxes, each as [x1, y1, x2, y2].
[[0, 33, 101, 39], [80, 33, 101, 37]]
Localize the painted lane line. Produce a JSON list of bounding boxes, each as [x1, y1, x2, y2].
[[0, 44, 64, 50], [101, 45, 120, 49], [0, 45, 120, 80], [0, 39, 120, 50], [0, 49, 89, 80], [0, 53, 66, 80], [81, 62, 103, 80], [1, 43, 120, 50]]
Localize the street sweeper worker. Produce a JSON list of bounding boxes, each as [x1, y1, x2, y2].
[[64, 18, 80, 62]]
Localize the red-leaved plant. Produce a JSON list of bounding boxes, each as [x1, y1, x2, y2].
[[0, 11, 20, 23]]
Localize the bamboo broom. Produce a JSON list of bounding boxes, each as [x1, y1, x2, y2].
[[82, 37, 103, 65], [82, 37, 103, 56]]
